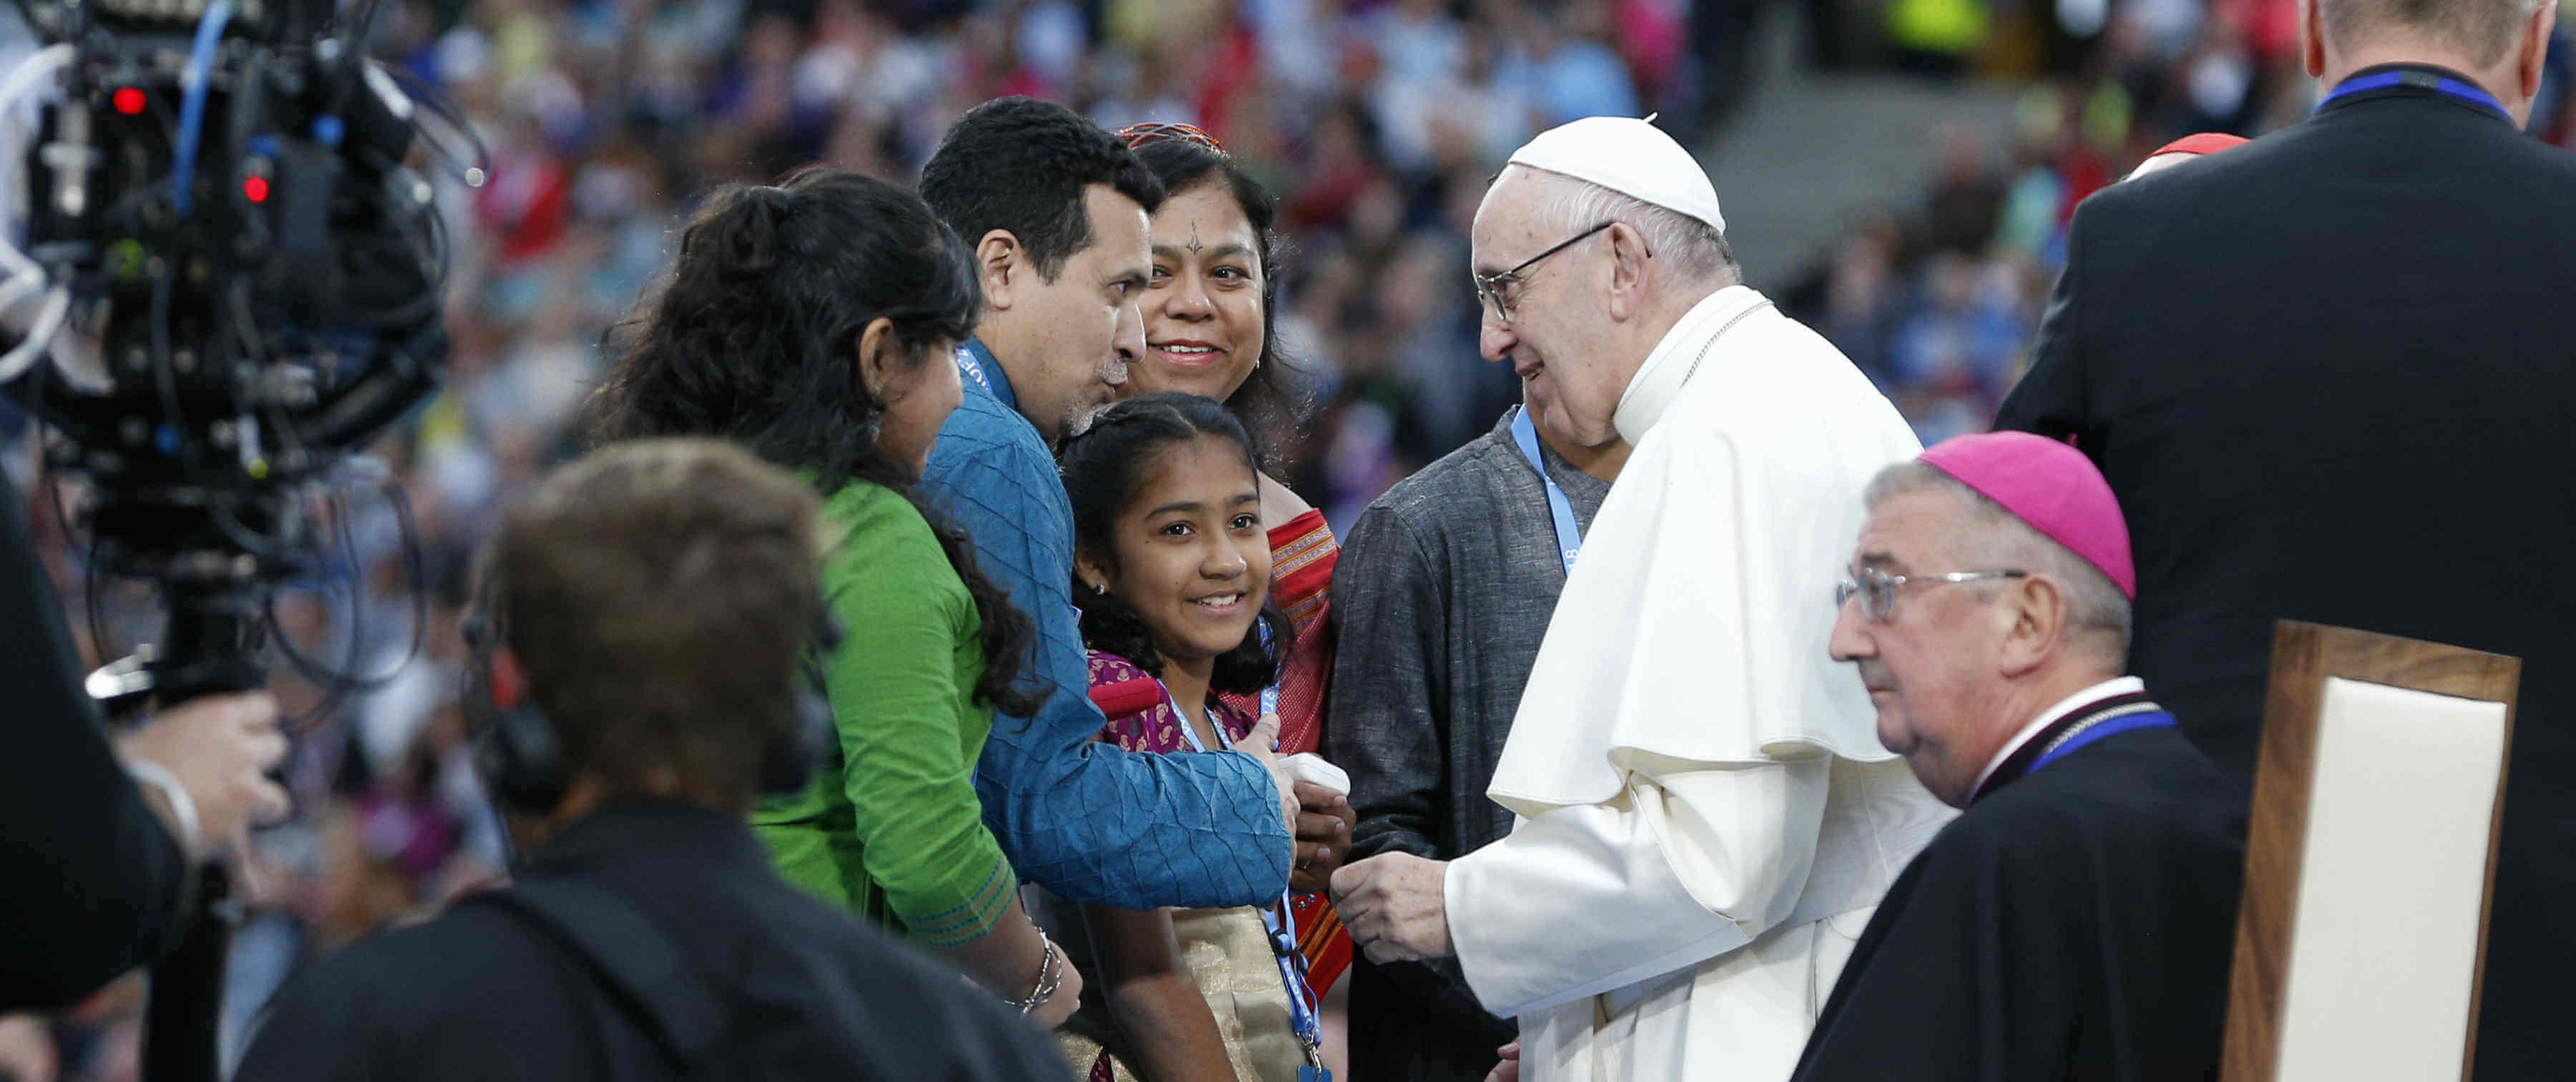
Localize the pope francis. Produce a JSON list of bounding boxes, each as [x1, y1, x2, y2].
[[1330, 117, 1956, 1081]]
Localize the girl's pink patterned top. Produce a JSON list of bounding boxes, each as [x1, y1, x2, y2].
[[1086, 650, 1258, 754]]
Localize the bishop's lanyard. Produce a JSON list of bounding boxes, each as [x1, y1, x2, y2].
[[2027, 710, 2177, 775], [955, 345, 992, 392], [1510, 406, 1585, 575], [1167, 691, 1327, 1068], [2316, 69, 2509, 120]]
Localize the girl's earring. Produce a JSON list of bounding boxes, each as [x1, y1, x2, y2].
[[1091, 581, 1107, 595]]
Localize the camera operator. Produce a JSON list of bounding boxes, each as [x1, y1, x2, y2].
[[0, 467, 291, 1010], [236, 438, 1063, 1081]]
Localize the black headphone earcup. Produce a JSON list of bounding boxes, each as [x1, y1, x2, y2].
[[477, 700, 569, 813], [762, 606, 843, 796], [761, 688, 834, 796], [462, 626, 570, 815]]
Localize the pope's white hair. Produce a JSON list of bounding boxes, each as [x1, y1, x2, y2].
[[1511, 165, 1740, 286], [1863, 461, 2133, 662]]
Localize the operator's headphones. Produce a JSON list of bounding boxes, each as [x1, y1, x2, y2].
[[460, 575, 840, 815]]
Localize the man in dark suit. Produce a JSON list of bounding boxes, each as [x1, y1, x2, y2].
[[1994, 1, 2572, 1076]]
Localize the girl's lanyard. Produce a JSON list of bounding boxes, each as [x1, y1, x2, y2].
[[1254, 620, 1282, 718], [1511, 406, 1584, 574], [1170, 691, 1328, 1076]]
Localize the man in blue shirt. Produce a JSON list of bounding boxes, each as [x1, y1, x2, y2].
[[918, 97, 1295, 910]]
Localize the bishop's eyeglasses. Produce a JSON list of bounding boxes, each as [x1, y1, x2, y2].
[[1835, 566, 2028, 622], [1473, 220, 1647, 326]]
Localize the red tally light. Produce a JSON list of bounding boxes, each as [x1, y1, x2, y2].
[[243, 176, 270, 203], [112, 87, 146, 115]]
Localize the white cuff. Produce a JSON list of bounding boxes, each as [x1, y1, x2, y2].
[[127, 758, 202, 862]]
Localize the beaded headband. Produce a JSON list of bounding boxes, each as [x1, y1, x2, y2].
[[1116, 121, 1226, 155]]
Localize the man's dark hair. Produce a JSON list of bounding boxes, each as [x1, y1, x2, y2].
[[1059, 393, 1290, 696], [2323, 0, 2546, 65], [919, 97, 1166, 283], [488, 439, 821, 808]]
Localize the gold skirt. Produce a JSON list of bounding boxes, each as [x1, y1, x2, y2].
[[1055, 905, 1307, 1082]]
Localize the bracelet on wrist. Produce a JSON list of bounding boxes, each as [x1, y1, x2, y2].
[[1010, 935, 1064, 1016]]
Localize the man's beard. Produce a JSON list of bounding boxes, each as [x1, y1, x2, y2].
[[1063, 400, 1108, 439], [1062, 368, 1126, 439]]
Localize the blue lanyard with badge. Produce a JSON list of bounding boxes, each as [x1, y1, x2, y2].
[[1511, 406, 1585, 574], [1169, 689, 1328, 1079], [955, 345, 992, 392]]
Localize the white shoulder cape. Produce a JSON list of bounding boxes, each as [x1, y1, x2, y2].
[[1485, 286, 1924, 815]]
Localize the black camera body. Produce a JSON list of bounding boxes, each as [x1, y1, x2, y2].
[[1, 3, 457, 1077], [9, 0, 451, 692]]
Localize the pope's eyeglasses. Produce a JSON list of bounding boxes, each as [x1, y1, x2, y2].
[[1473, 220, 1650, 326]]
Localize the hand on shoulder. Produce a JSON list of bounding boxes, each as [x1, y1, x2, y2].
[[1257, 471, 1314, 530]]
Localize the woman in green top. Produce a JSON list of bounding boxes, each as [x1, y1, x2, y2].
[[585, 168, 1082, 1025]]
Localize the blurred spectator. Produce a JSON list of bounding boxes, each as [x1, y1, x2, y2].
[[1497, 0, 1644, 127], [1883, 252, 2026, 440]]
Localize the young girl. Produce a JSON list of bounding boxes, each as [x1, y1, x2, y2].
[[1116, 125, 1355, 1049], [1057, 393, 1327, 1082]]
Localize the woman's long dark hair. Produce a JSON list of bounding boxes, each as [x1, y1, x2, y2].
[[586, 167, 1039, 716], [1128, 136, 1314, 474], [1060, 393, 1291, 697]]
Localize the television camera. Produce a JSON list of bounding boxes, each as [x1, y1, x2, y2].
[[1, 0, 467, 1074]]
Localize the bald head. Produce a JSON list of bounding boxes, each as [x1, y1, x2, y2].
[[2127, 152, 2200, 181], [2304, 0, 2557, 126], [2319, 0, 2549, 65]]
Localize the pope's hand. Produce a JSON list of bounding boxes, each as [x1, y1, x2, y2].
[[1328, 852, 1453, 964]]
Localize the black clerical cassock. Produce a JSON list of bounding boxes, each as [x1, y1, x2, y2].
[[1790, 683, 2248, 1081]]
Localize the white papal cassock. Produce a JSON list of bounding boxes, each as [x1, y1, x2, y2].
[[1446, 284, 1958, 1081]]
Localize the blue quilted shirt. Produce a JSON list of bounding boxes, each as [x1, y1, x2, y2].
[[919, 341, 1291, 910]]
